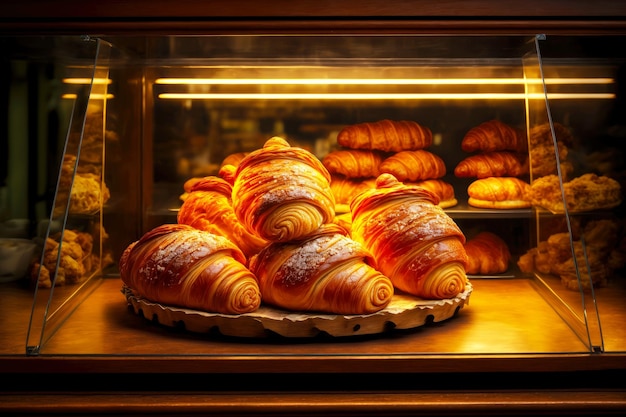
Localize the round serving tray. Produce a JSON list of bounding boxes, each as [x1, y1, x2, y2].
[[122, 282, 472, 338]]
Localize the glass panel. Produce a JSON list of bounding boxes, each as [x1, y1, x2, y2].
[[25, 37, 111, 355], [521, 35, 617, 352]]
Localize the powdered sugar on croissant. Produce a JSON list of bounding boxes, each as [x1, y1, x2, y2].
[[231, 137, 336, 242], [350, 174, 468, 300], [249, 224, 394, 314], [119, 224, 261, 315]]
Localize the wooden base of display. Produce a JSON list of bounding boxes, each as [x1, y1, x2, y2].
[[122, 282, 472, 338]]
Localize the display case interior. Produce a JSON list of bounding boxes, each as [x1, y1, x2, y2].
[[1, 34, 625, 364]]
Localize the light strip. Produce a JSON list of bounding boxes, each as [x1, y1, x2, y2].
[[154, 77, 614, 85], [158, 92, 615, 100], [62, 93, 114, 99], [63, 78, 112, 85]]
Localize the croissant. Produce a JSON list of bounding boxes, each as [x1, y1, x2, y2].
[[231, 137, 336, 242], [337, 119, 432, 152], [177, 176, 268, 259], [329, 174, 376, 207], [249, 223, 394, 314], [119, 223, 261, 315], [379, 150, 446, 181], [322, 149, 385, 178], [463, 231, 511, 275], [467, 177, 531, 209], [409, 179, 457, 208], [220, 152, 249, 169], [454, 151, 529, 179], [461, 120, 527, 153], [350, 174, 468, 300]]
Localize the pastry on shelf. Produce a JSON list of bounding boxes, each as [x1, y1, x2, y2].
[[528, 122, 573, 178], [454, 151, 529, 179], [461, 120, 527, 153], [119, 223, 261, 315], [408, 179, 458, 208], [379, 149, 447, 182], [337, 119, 433, 152], [350, 173, 468, 300], [322, 149, 386, 179], [529, 173, 622, 213], [463, 231, 511, 275], [249, 223, 394, 315], [467, 176, 532, 209], [329, 174, 376, 212]]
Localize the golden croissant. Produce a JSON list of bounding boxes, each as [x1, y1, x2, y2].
[[409, 179, 458, 208], [351, 174, 468, 299], [322, 149, 386, 178], [467, 177, 531, 209], [337, 119, 432, 152], [177, 176, 268, 260], [379, 150, 446, 181], [463, 231, 511, 274], [329, 174, 376, 206], [231, 136, 336, 242], [119, 223, 261, 315], [461, 120, 527, 153], [454, 151, 529, 178], [249, 223, 394, 314]]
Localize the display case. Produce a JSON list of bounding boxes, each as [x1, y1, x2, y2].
[[1, 2, 626, 415]]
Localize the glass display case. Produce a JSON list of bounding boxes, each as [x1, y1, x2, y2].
[[1, 25, 625, 415]]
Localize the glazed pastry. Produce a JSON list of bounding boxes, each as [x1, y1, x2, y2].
[[463, 231, 511, 274], [467, 177, 531, 209], [461, 120, 527, 153], [409, 179, 458, 208], [350, 174, 468, 299], [119, 223, 261, 315], [337, 119, 432, 152], [379, 150, 446, 182], [454, 151, 529, 178], [177, 176, 268, 259], [230, 137, 336, 242], [249, 224, 394, 314], [322, 149, 385, 178]]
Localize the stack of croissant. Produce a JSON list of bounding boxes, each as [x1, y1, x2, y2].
[[455, 120, 532, 209], [120, 136, 470, 319], [322, 119, 457, 213]]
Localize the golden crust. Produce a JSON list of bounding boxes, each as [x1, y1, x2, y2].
[[530, 173, 622, 213]]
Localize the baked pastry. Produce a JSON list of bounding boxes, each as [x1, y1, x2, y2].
[[119, 223, 261, 315], [410, 179, 457, 208], [230, 137, 336, 242], [177, 176, 268, 260], [463, 231, 511, 275], [461, 120, 527, 153], [529, 173, 622, 213], [322, 149, 385, 178], [249, 223, 394, 315], [220, 152, 248, 169], [350, 173, 468, 299], [329, 174, 376, 211], [379, 150, 446, 182], [467, 177, 531, 209], [337, 119, 432, 152], [528, 122, 572, 177], [454, 151, 528, 178]]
